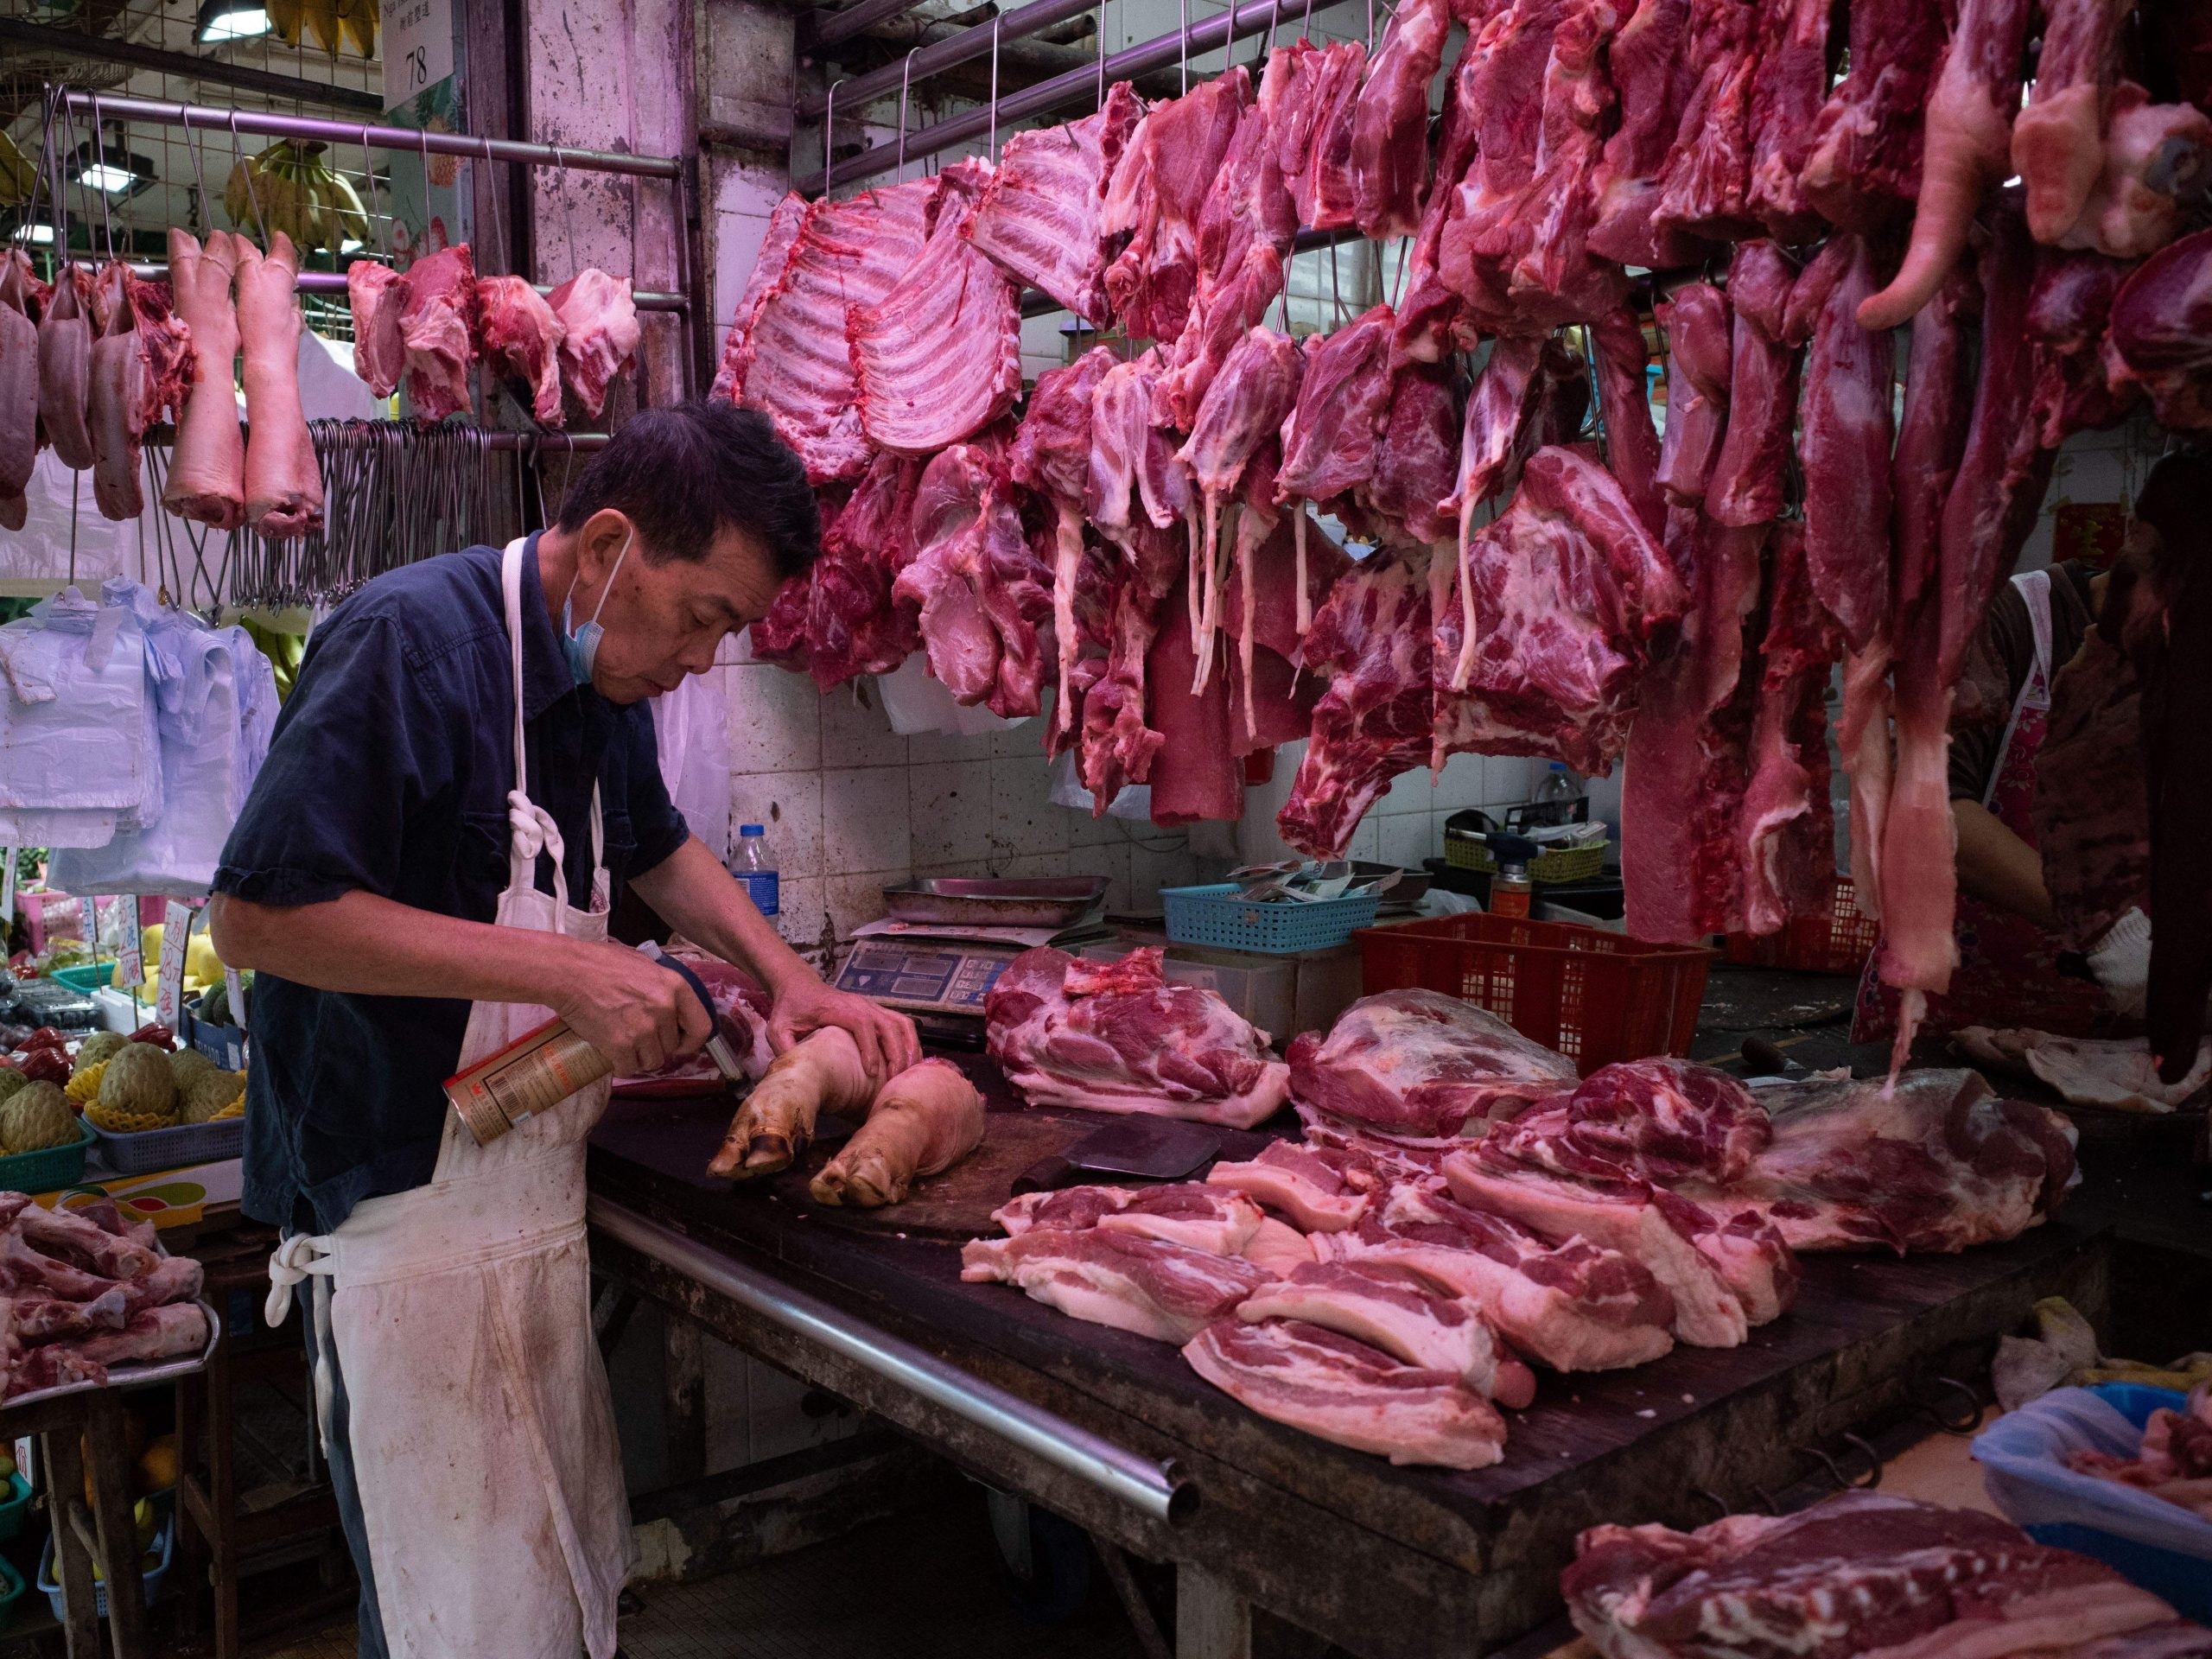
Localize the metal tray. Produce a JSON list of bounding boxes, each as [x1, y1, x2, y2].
[[3, 1300, 221, 1410], [881, 877, 1109, 929]]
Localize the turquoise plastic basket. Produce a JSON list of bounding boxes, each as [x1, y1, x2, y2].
[[0, 1471, 32, 1543], [1160, 884, 1382, 956], [0, 1116, 95, 1194], [0, 1551, 22, 1631]]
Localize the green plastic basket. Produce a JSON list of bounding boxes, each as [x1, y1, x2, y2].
[[0, 1472, 32, 1543], [0, 1115, 95, 1194], [0, 1550, 22, 1631], [48, 964, 112, 995]]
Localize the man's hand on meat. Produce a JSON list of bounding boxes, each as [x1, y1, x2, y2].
[[766, 976, 921, 1090]]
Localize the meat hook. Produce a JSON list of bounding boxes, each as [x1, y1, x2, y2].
[[1096, 0, 1108, 106], [477, 131, 506, 280], [1692, 1487, 1732, 1520], [556, 152, 579, 282], [1263, 0, 1282, 65], [1179, 0, 1189, 93], [1301, 0, 1315, 44], [228, 108, 269, 249], [823, 77, 845, 194], [1796, 1443, 1863, 1494], [361, 125, 390, 259], [897, 49, 919, 183], [89, 92, 116, 263], [180, 108, 212, 233], [1840, 1432, 1883, 1489], [989, 16, 1003, 161]]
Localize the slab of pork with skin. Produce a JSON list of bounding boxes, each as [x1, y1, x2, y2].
[[477, 276, 568, 428], [35, 261, 99, 478], [87, 264, 194, 523], [161, 231, 245, 530], [0, 252, 47, 526], [549, 269, 639, 424], [236, 232, 324, 538]]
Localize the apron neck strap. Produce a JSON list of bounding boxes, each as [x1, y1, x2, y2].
[[501, 537, 607, 922]]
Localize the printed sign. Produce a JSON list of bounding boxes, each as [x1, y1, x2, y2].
[[381, 0, 454, 111], [223, 966, 247, 1029]]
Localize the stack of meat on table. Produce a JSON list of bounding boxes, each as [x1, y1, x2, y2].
[[961, 948, 2076, 1471], [711, 0, 2212, 1090], [0, 1192, 207, 1401]]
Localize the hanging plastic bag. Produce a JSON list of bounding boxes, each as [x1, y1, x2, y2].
[[874, 653, 1027, 737], [652, 672, 733, 864], [0, 582, 160, 848], [1046, 749, 1153, 820]]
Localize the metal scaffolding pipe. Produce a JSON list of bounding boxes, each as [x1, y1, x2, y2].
[[124, 264, 688, 311], [799, 0, 933, 55], [589, 1197, 1197, 1526], [0, 20, 385, 115], [796, 0, 1282, 194], [59, 92, 682, 181], [794, 0, 1103, 121]]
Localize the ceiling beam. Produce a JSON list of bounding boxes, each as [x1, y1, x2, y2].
[[0, 19, 385, 116]]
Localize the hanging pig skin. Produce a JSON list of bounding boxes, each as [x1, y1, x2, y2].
[[36, 263, 98, 473], [162, 231, 247, 531], [237, 232, 324, 539]]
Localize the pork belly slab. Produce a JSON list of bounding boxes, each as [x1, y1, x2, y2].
[[1184, 1316, 1508, 1471]]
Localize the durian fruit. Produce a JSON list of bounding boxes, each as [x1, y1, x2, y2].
[[179, 1069, 245, 1126], [66, 1062, 106, 1106], [94, 1045, 179, 1129], [75, 1031, 127, 1073], [3, 1082, 78, 1154]]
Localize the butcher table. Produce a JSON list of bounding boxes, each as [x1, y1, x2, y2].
[[585, 1052, 2112, 1659]]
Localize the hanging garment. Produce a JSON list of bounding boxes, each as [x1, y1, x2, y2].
[[264, 537, 633, 1658]]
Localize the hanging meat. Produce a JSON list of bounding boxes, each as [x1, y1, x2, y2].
[[476, 276, 567, 428], [87, 264, 194, 524], [892, 443, 1052, 719], [854, 161, 1020, 455], [346, 260, 407, 400], [236, 232, 324, 540], [963, 83, 1143, 325], [550, 269, 640, 423], [161, 230, 246, 531], [0, 251, 42, 521], [1350, 0, 1451, 239], [35, 261, 98, 474], [397, 241, 479, 423]]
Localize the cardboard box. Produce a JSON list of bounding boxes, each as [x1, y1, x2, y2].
[[33, 1159, 243, 1230]]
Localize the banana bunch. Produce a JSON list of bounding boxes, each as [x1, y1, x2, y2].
[[224, 140, 370, 254], [267, 0, 376, 55]]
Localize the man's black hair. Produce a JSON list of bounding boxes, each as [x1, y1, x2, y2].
[[556, 399, 819, 579]]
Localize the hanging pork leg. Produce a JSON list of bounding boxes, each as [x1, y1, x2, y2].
[[236, 232, 323, 539], [0, 251, 40, 506], [35, 262, 96, 473], [161, 230, 246, 531]]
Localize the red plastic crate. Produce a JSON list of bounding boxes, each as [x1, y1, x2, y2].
[[1723, 874, 1879, 976], [1354, 912, 1713, 1075]]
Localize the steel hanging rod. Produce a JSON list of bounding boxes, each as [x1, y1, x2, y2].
[[796, 0, 1284, 194], [799, 0, 933, 56], [58, 92, 682, 181], [793, 0, 1103, 122], [124, 263, 690, 313]]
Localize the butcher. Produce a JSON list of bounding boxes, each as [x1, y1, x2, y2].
[[1853, 552, 2139, 1046], [207, 399, 918, 1659]]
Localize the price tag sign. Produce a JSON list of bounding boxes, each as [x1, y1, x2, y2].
[[156, 901, 194, 1029], [223, 966, 247, 1030], [105, 897, 143, 988], [382, 0, 454, 111], [1, 849, 16, 926]]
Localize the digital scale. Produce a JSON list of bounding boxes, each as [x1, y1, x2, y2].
[[831, 879, 1114, 1039]]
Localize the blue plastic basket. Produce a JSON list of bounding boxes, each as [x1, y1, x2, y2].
[[1160, 883, 1382, 956], [0, 1551, 22, 1630], [90, 1112, 243, 1177], [2008, 1384, 2212, 1622], [37, 1503, 172, 1620]]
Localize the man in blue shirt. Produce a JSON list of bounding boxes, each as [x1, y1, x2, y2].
[[208, 401, 916, 1657]]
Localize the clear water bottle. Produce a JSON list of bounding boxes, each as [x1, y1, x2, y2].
[[1532, 762, 1585, 824], [733, 824, 779, 918]]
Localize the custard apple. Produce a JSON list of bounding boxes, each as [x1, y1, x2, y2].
[[98, 1043, 179, 1122], [168, 1047, 218, 1087], [2, 1081, 76, 1154], [74, 1031, 127, 1073], [0, 1068, 25, 1106], [179, 1069, 245, 1125]]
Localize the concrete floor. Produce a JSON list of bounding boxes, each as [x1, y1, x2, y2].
[[256, 1494, 1144, 1659]]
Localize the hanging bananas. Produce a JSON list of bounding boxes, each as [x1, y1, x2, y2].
[[224, 140, 370, 254]]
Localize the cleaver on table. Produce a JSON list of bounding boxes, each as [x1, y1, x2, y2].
[[1011, 1118, 1220, 1193]]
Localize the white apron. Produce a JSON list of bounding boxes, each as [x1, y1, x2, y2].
[[266, 537, 634, 1659]]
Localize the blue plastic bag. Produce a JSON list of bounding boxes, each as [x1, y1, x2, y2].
[[1974, 1384, 2212, 1620]]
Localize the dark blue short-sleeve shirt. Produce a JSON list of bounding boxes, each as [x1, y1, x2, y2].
[[214, 538, 690, 1234]]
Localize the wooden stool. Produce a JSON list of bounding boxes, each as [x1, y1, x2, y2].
[[0, 1387, 154, 1657]]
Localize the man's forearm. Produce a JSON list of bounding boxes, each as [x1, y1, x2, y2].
[[1952, 798, 2057, 930], [207, 890, 582, 1004], [629, 836, 817, 995]]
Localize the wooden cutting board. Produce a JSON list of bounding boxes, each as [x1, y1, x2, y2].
[[770, 1105, 1112, 1238]]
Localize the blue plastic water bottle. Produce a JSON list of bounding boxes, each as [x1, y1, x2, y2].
[[734, 824, 779, 918]]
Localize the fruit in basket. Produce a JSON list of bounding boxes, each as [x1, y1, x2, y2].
[[2, 1082, 77, 1154], [168, 1047, 217, 1086], [95, 1045, 179, 1125], [137, 1437, 177, 1496], [65, 1061, 105, 1106], [0, 1066, 25, 1106], [179, 1068, 245, 1126], [74, 1031, 126, 1072]]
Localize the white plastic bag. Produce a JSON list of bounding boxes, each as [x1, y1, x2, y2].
[[874, 653, 1028, 737], [651, 672, 733, 864], [0, 582, 160, 847], [1974, 1386, 2212, 1561], [1046, 749, 1154, 820]]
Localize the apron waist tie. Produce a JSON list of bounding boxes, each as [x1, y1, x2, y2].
[[266, 1230, 337, 1327]]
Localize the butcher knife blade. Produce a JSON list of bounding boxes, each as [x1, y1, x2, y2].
[[1011, 1119, 1220, 1193]]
